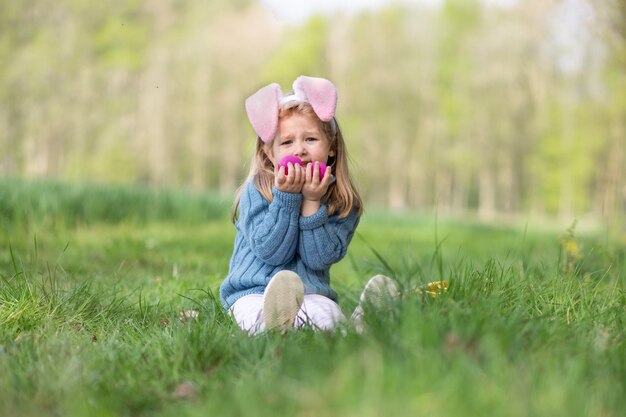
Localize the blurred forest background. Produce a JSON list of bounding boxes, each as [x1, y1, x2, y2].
[[0, 0, 624, 227]]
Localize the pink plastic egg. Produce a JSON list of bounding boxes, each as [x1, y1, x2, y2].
[[278, 155, 302, 174], [277, 156, 327, 180], [315, 162, 327, 179]]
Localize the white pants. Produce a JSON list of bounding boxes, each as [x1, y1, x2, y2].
[[231, 293, 346, 334]]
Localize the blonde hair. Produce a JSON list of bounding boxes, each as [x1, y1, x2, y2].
[[232, 101, 363, 222]]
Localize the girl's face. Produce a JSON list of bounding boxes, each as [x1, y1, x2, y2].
[[265, 113, 335, 168]]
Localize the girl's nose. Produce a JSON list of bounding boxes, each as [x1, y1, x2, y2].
[[293, 142, 306, 156]]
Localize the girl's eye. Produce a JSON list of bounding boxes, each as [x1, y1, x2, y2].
[[281, 140, 292, 146], [306, 137, 318, 142]]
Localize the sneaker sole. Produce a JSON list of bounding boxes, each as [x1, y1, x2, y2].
[[351, 275, 399, 333], [360, 274, 400, 304], [263, 271, 304, 332]]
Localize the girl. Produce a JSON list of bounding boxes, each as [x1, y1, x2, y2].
[[219, 76, 398, 334]]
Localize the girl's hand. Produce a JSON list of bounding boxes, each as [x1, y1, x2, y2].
[[302, 162, 332, 203], [275, 162, 305, 193]]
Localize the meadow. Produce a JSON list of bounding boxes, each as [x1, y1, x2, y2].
[[1, 178, 624, 417]]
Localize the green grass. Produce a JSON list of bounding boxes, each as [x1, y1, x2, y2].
[[1, 179, 624, 417], [0, 176, 230, 228]]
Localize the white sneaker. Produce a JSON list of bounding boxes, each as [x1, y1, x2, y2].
[[262, 271, 305, 332], [350, 275, 400, 334]]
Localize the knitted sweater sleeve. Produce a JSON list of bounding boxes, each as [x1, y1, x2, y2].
[[297, 205, 360, 271], [238, 181, 302, 265]]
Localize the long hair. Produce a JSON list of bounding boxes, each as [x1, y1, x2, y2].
[[232, 101, 363, 222]]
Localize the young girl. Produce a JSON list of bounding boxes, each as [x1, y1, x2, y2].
[[219, 76, 398, 333]]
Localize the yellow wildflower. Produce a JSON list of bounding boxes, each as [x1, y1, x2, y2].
[[408, 280, 449, 298]]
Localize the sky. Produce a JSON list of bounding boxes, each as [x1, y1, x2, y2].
[[258, 0, 535, 24], [550, 0, 596, 73], [259, 0, 441, 24]]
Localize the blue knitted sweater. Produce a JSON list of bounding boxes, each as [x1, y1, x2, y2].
[[219, 179, 360, 309]]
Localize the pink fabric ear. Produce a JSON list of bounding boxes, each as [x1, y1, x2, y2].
[[293, 76, 337, 122], [245, 83, 281, 143]]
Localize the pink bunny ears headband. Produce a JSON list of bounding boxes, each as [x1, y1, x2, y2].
[[245, 75, 338, 143]]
